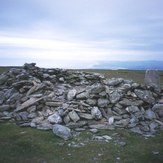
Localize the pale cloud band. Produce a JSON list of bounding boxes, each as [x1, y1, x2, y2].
[[0, 0, 163, 68]]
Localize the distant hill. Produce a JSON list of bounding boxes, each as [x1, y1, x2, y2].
[[93, 60, 163, 70]]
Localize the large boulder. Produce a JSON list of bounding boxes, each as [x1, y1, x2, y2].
[[52, 124, 72, 140], [144, 70, 161, 93]]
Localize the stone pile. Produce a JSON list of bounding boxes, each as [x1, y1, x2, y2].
[[0, 63, 163, 139]]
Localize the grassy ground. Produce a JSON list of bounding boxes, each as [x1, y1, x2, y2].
[[0, 122, 163, 163], [1, 68, 163, 163]]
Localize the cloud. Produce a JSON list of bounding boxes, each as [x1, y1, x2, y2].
[[0, 0, 163, 68]]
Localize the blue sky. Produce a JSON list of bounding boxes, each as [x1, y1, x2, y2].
[[0, 0, 163, 68]]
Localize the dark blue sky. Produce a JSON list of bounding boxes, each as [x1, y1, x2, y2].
[[0, 0, 163, 68]]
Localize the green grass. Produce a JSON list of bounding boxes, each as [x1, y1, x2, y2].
[[0, 122, 163, 163]]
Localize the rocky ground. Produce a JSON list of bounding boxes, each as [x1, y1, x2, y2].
[[0, 63, 163, 141]]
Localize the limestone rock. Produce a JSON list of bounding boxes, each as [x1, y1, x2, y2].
[[48, 112, 62, 124], [0, 74, 8, 85], [119, 98, 143, 106], [52, 124, 72, 140], [68, 111, 80, 122], [125, 106, 140, 114], [16, 97, 42, 112], [67, 89, 77, 101], [97, 98, 109, 107], [91, 107, 102, 120], [144, 109, 156, 120], [134, 89, 155, 104]]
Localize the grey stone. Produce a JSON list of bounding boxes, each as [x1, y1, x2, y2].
[[89, 128, 98, 133], [125, 105, 140, 113], [109, 90, 121, 104], [144, 109, 156, 120], [134, 89, 155, 104], [89, 124, 115, 130], [90, 84, 105, 94], [4, 88, 17, 100], [130, 126, 143, 134], [91, 107, 102, 120], [0, 105, 12, 112], [115, 118, 130, 127], [28, 112, 37, 119], [78, 113, 93, 120], [76, 91, 89, 99], [152, 104, 163, 110], [16, 97, 43, 112], [0, 74, 8, 85], [86, 99, 97, 106], [48, 112, 62, 124], [67, 89, 77, 101], [37, 122, 52, 130], [63, 115, 71, 124], [0, 91, 4, 104], [97, 98, 109, 107], [105, 78, 123, 86], [68, 111, 80, 122], [108, 116, 114, 125], [149, 122, 158, 132], [7, 93, 21, 104], [19, 111, 29, 121], [45, 101, 63, 107], [119, 98, 143, 106], [144, 70, 160, 93], [52, 124, 72, 140]]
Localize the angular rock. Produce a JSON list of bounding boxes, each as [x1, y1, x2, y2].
[[90, 84, 105, 94], [48, 112, 62, 124], [109, 90, 121, 104], [37, 121, 52, 130], [97, 98, 109, 107], [0, 105, 13, 112], [78, 113, 93, 120], [76, 91, 89, 99], [16, 97, 42, 112], [63, 115, 71, 124], [125, 105, 140, 114], [89, 124, 115, 130], [115, 118, 130, 127], [144, 70, 160, 93], [86, 99, 97, 106], [144, 109, 156, 120], [19, 111, 29, 121], [130, 126, 143, 134], [105, 78, 123, 86], [45, 101, 63, 107], [0, 74, 8, 85], [134, 89, 155, 104], [67, 89, 77, 101], [52, 124, 72, 140], [0, 91, 4, 104], [68, 110, 80, 122], [66, 121, 87, 128], [91, 107, 102, 120], [119, 98, 143, 106]]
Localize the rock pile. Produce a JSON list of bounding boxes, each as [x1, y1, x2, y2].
[[0, 63, 163, 139]]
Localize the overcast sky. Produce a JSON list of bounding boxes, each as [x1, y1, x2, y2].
[[0, 0, 163, 68]]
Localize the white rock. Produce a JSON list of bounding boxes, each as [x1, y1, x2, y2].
[[48, 112, 62, 124], [67, 89, 77, 101]]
